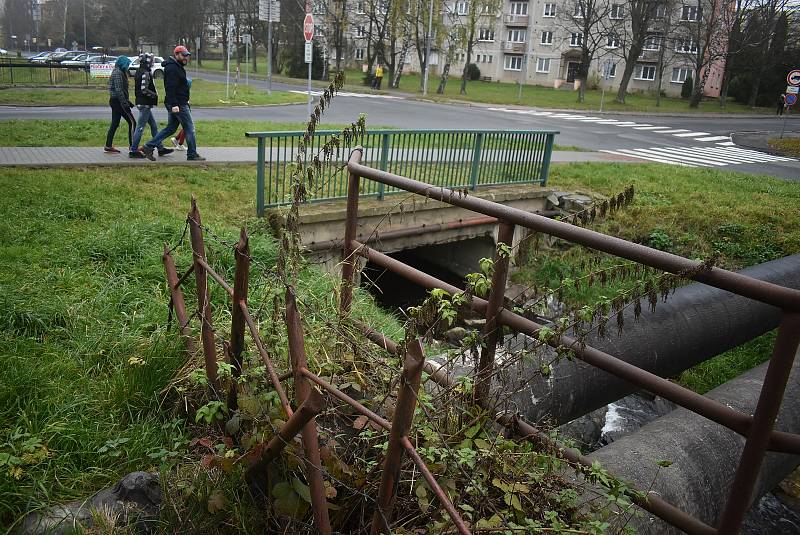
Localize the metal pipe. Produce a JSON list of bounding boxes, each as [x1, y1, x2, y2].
[[240, 302, 293, 417], [351, 241, 800, 454], [301, 367, 392, 430], [245, 388, 326, 495], [285, 289, 332, 535], [347, 150, 800, 312], [401, 436, 472, 535], [371, 340, 426, 534], [162, 246, 196, 357], [174, 264, 195, 289], [717, 312, 800, 533], [476, 221, 515, 406], [188, 197, 219, 393], [194, 256, 234, 297], [340, 168, 361, 315]]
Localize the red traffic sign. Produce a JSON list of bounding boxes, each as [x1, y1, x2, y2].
[[303, 13, 314, 42], [788, 69, 800, 86]]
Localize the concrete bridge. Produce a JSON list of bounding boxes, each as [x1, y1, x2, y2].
[[278, 184, 557, 277]]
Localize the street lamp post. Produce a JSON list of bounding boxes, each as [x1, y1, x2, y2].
[[83, 0, 87, 51], [422, 0, 434, 96]]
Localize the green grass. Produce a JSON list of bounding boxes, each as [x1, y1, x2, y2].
[[0, 120, 337, 147], [769, 136, 800, 157], [0, 78, 306, 107], [0, 164, 399, 531], [518, 162, 800, 391]]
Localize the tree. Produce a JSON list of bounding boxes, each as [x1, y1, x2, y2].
[[610, 0, 664, 103], [681, 73, 693, 97], [558, 0, 612, 103], [457, 0, 500, 95], [99, 0, 141, 51]]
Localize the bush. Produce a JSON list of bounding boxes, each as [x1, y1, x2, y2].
[[466, 63, 481, 81], [681, 75, 693, 99]]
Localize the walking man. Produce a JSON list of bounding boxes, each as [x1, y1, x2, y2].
[[143, 45, 205, 161], [777, 93, 786, 116], [372, 63, 384, 90], [130, 53, 173, 158], [104, 55, 136, 153]]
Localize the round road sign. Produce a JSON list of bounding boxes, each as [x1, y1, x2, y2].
[[786, 94, 798, 106], [303, 13, 314, 42], [788, 69, 800, 86]]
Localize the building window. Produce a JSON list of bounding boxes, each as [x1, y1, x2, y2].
[[355, 48, 364, 60], [651, 3, 666, 19], [357, 25, 367, 38], [681, 5, 698, 21], [541, 31, 553, 45], [671, 66, 691, 82], [606, 33, 620, 48], [543, 3, 557, 17], [510, 2, 528, 15], [643, 34, 661, 50], [481, 3, 495, 14], [634, 64, 656, 80], [456, 1, 469, 15], [479, 27, 495, 41], [610, 4, 624, 19], [675, 37, 698, 53], [504, 54, 523, 71], [536, 57, 551, 73], [570, 32, 583, 47], [507, 29, 526, 43], [488, 54, 493, 63], [605, 62, 617, 77], [573, 2, 585, 17], [356, 1, 365, 14]]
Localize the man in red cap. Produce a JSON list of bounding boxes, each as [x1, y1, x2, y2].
[[143, 45, 205, 161]]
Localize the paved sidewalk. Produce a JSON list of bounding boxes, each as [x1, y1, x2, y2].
[[0, 147, 637, 167]]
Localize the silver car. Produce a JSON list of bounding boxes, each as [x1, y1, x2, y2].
[[128, 56, 165, 78]]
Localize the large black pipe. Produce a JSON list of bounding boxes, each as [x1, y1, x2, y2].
[[586, 348, 800, 534], [498, 254, 800, 425]]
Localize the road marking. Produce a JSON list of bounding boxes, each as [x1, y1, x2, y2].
[[613, 122, 639, 126], [632, 126, 671, 130], [656, 129, 690, 134], [599, 149, 698, 166], [632, 147, 726, 166], [716, 141, 736, 146], [695, 135, 731, 142], [673, 131, 710, 137]]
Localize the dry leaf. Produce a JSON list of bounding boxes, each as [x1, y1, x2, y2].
[[207, 490, 227, 514]]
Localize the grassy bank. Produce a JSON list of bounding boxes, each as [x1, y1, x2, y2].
[[769, 135, 800, 157], [0, 78, 305, 107], [0, 164, 399, 530], [528, 162, 800, 391]]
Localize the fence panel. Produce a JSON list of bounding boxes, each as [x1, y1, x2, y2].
[[0, 62, 102, 87], [246, 128, 559, 215]]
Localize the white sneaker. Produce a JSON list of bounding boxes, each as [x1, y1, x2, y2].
[[171, 137, 186, 151]]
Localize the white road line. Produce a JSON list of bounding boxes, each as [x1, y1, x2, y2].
[[683, 147, 762, 164], [636, 147, 727, 166], [713, 146, 795, 162], [673, 132, 710, 137], [561, 115, 591, 120], [632, 126, 671, 130], [657, 129, 690, 134], [695, 135, 731, 142], [600, 149, 698, 166], [717, 141, 736, 146], [613, 122, 639, 126]]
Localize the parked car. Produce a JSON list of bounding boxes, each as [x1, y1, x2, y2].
[[128, 55, 165, 78], [61, 53, 92, 66], [0, 48, 8, 56], [48, 50, 85, 64], [29, 51, 56, 63]]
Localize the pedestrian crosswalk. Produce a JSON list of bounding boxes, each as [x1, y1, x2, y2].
[[599, 145, 796, 167], [484, 105, 796, 167], [290, 89, 404, 100]]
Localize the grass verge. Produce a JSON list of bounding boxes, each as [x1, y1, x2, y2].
[[768, 136, 800, 157], [0, 78, 305, 107], [0, 164, 398, 531]]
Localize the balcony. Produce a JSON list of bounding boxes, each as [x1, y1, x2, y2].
[[501, 41, 527, 53], [504, 14, 529, 26]]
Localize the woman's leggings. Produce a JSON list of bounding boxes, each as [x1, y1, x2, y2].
[[106, 99, 136, 148]]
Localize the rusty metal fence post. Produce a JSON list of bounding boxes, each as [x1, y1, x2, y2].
[[717, 312, 800, 533], [285, 288, 332, 535], [228, 228, 250, 412], [371, 340, 426, 535], [476, 221, 515, 406], [188, 196, 220, 394], [340, 160, 362, 316], [162, 245, 197, 357]]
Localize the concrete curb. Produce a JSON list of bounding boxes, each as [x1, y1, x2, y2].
[[731, 130, 800, 157]]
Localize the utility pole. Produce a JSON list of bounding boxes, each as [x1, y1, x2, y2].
[[422, 0, 434, 96], [83, 0, 87, 51]]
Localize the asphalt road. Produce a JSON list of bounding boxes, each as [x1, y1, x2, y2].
[[2, 72, 798, 179]]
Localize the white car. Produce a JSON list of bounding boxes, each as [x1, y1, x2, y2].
[[0, 48, 8, 56], [128, 56, 164, 79]]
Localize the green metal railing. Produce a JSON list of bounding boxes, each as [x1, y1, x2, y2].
[[245, 129, 558, 216]]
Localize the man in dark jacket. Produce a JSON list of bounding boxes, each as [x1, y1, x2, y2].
[[143, 45, 205, 161], [130, 53, 173, 158]]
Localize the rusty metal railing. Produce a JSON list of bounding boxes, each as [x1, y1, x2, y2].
[[163, 197, 474, 534], [339, 147, 800, 534]]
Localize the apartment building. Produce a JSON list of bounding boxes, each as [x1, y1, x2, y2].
[[342, 0, 728, 98]]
